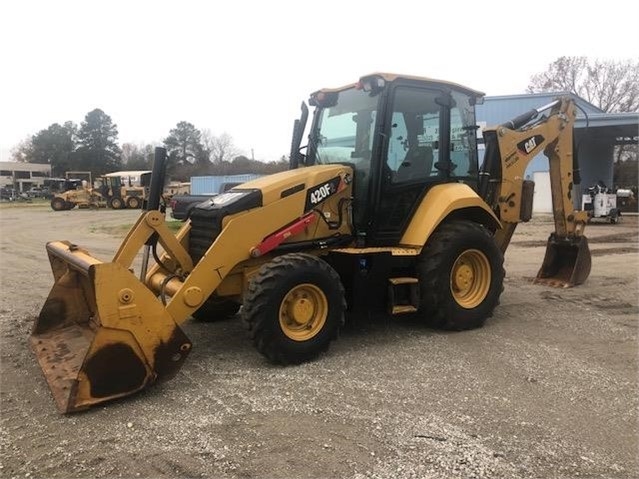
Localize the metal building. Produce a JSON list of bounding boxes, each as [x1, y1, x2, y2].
[[476, 92, 639, 211], [0, 161, 51, 192]]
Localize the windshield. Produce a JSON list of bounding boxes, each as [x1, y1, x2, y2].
[[313, 87, 379, 167], [311, 87, 379, 227]]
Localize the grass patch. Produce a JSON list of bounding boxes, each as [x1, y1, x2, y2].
[[90, 219, 184, 236], [0, 199, 50, 209], [166, 220, 184, 232]]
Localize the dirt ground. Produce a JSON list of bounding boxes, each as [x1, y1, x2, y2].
[[0, 204, 637, 479]]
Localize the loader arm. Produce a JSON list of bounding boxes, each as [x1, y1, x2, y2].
[[30, 161, 353, 413], [148, 198, 322, 324], [479, 97, 591, 287]]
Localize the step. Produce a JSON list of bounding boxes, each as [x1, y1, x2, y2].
[[388, 277, 419, 315], [391, 305, 418, 315]]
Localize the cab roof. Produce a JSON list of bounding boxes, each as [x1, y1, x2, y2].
[[102, 170, 152, 177], [312, 72, 485, 99]]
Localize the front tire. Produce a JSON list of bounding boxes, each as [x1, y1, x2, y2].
[[417, 220, 504, 330], [242, 253, 345, 364], [109, 197, 124, 209], [50, 197, 66, 211]]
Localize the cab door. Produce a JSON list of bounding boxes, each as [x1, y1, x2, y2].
[[368, 85, 448, 245]]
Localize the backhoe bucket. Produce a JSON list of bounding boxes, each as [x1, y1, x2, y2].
[[29, 241, 192, 413], [534, 234, 591, 288]]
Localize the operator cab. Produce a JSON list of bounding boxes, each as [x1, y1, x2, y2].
[[298, 73, 484, 246]]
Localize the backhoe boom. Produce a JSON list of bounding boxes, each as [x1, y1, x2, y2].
[[480, 97, 590, 286]]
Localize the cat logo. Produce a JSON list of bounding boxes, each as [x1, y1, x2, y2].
[[517, 135, 545, 155], [524, 137, 537, 153]]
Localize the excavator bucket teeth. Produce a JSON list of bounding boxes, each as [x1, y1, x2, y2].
[[534, 234, 591, 288], [29, 241, 192, 413]]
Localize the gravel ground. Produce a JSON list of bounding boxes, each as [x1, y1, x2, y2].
[[0, 204, 637, 479]]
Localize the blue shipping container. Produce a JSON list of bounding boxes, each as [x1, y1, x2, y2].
[[190, 174, 263, 195]]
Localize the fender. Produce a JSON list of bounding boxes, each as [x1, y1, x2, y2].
[[400, 183, 501, 248]]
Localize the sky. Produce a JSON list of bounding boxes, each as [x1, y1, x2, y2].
[[1, 0, 638, 163]]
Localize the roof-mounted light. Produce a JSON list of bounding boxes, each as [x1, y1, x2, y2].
[[357, 75, 386, 95], [309, 90, 338, 108]]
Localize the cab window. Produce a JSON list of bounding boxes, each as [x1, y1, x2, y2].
[[385, 87, 442, 184], [449, 91, 479, 182]]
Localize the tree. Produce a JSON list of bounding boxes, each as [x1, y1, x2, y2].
[[260, 156, 289, 175], [614, 158, 638, 188], [528, 56, 638, 186], [76, 109, 122, 175], [230, 155, 252, 173], [12, 122, 78, 176], [121, 143, 153, 170], [163, 121, 208, 180], [202, 129, 240, 164], [164, 122, 205, 164], [528, 56, 639, 113], [10, 138, 34, 163]]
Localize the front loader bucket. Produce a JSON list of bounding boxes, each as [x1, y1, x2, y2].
[[534, 234, 591, 288], [29, 241, 192, 413]]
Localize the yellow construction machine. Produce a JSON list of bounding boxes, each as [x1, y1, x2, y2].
[[50, 173, 104, 211], [30, 73, 591, 413], [97, 170, 151, 209]]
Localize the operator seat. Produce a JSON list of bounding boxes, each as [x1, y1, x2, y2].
[[394, 145, 433, 182]]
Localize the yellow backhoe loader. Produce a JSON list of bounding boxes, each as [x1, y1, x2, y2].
[[98, 170, 151, 209], [30, 73, 591, 413]]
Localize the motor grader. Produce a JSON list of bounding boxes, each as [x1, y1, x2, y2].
[[50, 174, 104, 211], [50, 171, 151, 211], [30, 73, 591, 413]]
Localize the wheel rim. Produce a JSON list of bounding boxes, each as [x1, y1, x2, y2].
[[112, 199, 122, 208], [279, 283, 328, 341], [129, 198, 139, 208], [450, 249, 491, 309]]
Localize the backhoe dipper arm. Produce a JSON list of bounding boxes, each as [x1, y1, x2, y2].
[[480, 97, 591, 288], [481, 97, 589, 252]]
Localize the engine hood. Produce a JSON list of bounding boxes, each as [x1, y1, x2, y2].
[[233, 164, 353, 208], [191, 164, 353, 221]]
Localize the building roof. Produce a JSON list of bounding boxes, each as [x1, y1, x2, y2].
[[0, 161, 51, 172], [482, 91, 604, 114], [577, 111, 639, 129], [477, 92, 638, 140], [476, 92, 606, 127]]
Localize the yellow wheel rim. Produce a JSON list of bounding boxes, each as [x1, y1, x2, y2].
[[279, 284, 328, 341], [450, 249, 491, 309]]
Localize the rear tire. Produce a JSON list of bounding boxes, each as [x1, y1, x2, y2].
[[51, 197, 66, 211], [126, 196, 141, 209], [192, 296, 240, 322], [109, 197, 124, 209], [242, 253, 345, 364], [609, 210, 619, 224], [417, 220, 504, 330]]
